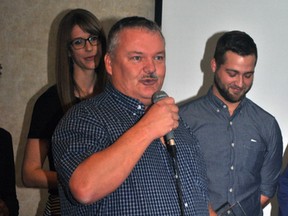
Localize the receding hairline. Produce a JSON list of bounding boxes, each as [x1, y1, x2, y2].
[[107, 26, 165, 55]]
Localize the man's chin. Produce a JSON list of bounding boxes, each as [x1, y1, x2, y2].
[[226, 94, 244, 103], [143, 85, 161, 94]]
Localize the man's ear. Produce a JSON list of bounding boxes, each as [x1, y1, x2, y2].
[[210, 58, 217, 73], [104, 54, 113, 76]]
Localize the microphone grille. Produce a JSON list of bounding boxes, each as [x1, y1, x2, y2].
[[152, 91, 168, 103]]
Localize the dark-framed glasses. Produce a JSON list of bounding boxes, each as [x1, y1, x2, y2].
[[70, 36, 99, 50]]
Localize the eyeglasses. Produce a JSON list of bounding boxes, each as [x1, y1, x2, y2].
[[70, 36, 99, 50]]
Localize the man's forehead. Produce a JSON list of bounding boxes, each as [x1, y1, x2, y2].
[[118, 28, 165, 49], [119, 27, 162, 38]]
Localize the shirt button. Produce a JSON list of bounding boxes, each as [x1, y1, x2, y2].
[[231, 143, 235, 147], [137, 105, 142, 110], [230, 166, 234, 170], [223, 105, 227, 108], [216, 109, 220, 112], [230, 121, 233, 125], [227, 210, 231, 214], [229, 188, 233, 193], [184, 203, 188, 207]]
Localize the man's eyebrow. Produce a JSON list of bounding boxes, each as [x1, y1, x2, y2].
[[155, 51, 165, 55], [225, 68, 239, 73], [127, 51, 143, 55], [225, 68, 255, 74]]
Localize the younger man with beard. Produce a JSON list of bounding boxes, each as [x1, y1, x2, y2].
[[180, 31, 283, 216]]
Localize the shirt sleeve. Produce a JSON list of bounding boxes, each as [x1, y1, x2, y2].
[[260, 119, 283, 198], [52, 105, 108, 204], [28, 86, 63, 139]]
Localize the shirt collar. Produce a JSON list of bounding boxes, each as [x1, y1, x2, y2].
[[105, 82, 146, 114], [207, 87, 247, 113]]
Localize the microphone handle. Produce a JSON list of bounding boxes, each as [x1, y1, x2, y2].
[[152, 91, 176, 146], [152, 92, 184, 215]]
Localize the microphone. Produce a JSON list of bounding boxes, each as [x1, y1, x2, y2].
[[152, 91, 184, 215], [152, 91, 176, 147]]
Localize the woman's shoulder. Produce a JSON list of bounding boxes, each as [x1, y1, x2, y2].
[[35, 85, 60, 106], [0, 128, 11, 140], [31, 85, 62, 118], [39, 85, 58, 99], [0, 128, 12, 150]]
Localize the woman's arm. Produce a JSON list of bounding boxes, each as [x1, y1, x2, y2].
[[22, 138, 58, 189]]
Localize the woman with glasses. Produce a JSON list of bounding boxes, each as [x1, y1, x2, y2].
[[21, 8, 107, 215]]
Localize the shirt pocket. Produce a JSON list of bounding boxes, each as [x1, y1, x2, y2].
[[240, 137, 266, 172]]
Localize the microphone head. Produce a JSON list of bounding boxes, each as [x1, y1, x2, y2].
[[152, 90, 175, 144], [152, 91, 168, 103]]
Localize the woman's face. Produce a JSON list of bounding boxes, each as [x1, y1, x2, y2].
[[69, 25, 102, 73]]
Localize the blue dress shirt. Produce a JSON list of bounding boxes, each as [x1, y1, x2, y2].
[[52, 83, 209, 215], [180, 88, 283, 216], [278, 165, 288, 216]]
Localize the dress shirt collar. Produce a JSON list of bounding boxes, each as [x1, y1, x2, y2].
[[207, 87, 247, 116], [105, 82, 146, 114]]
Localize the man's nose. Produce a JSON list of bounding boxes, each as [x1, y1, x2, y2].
[[144, 59, 156, 73], [235, 75, 244, 87]]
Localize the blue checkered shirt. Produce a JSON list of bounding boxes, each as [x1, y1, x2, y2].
[[52, 83, 209, 215]]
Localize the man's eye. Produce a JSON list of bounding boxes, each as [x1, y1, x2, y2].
[[228, 72, 237, 77], [155, 55, 164, 61], [244, 73, 253, 78], [132, 56, 141, 61]]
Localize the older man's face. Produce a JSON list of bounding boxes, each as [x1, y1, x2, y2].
[[105, 28, 166, 106]]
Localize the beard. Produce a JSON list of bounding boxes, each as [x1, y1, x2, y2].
[[214, 73, 252, 103]]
